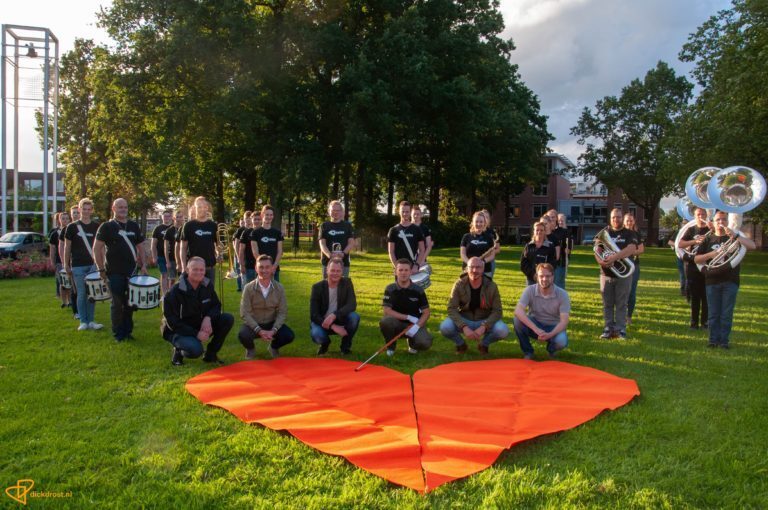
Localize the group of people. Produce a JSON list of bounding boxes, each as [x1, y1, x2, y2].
[[47, 195, 754, 366]]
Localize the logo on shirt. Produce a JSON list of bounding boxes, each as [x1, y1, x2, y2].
[[470, 239, 488, 246], [195, 230, 213, 237], [260, 236, 276, 243], [409, 297, 418, 302], [327, 230, 345, 236]]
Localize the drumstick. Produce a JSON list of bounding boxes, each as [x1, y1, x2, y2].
[[355, 325, 412, 372]]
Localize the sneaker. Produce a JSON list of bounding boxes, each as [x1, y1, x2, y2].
[[245, 348, 256, 360], [171, 347, 184, 366], [77, 323, 89, 331], [478, 343, 489, 355], [88, 322, 104, 330], [386, 349, 395, 357], [599, 328, 612, 339], [707, 342, 718, 348], [203, 355, 225, 365], [268, 347, 280, 359], [407, 347, 418, 354], [523, 353, 534, 360], [317, 342, 330, 355], [74, 313, 80, 320], [455, 343, 468, 354], [618, 330, 627, 339]]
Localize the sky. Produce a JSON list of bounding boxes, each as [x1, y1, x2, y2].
[[2, 0, 733, 210]]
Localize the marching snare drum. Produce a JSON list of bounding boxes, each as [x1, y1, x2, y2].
[[128, 275, 161, 310], [85, 271, 112, 302], [58, 270, 72, 290], [410, 268, 431, 290]]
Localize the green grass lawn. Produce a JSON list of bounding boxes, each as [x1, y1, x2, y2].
[[1, 246, 766, 508]]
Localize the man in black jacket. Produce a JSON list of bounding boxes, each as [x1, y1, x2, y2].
[[309, 258, 360, 355], [162, 257, 234, 365]]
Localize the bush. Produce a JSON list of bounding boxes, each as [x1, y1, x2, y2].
[[429, 215, 471, 247], [0, 252, 55, 279]]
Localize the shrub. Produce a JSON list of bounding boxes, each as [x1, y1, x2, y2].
[[0, 252, 55, 279]]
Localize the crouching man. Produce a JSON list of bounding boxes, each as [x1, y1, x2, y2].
[[162, 256, 234, 365], [310, 257, 360, 355], [379, 258, 432, 356]]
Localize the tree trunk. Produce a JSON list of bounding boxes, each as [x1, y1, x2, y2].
[[293, 203, 300, 252], [428, 162, 441, 223], [244, 172, 257, 211], [354, 162, 365, 225], [215, 175, 225, 223], [644, 204, 659, 245], [387, 176, 394, 218]]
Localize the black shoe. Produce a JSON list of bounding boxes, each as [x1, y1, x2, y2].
[[719, 343, 730, 350], [707, 342, 717, 348], [171, 347, 184, 366], [456, 343, 468, 354], [203, 356, 225, 365], [340, 348, 351, 355], [701, 322, 708, 329], [317, 342, 330, 355], [690, 323, 699, 330]]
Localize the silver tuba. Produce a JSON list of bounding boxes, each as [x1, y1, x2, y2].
[[593, 228, 635, 278]]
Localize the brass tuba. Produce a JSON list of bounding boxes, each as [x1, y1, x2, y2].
[[593, 228, 635, 278]]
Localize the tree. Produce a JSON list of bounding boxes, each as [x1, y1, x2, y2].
[[570, 61, 693, 242], [678, 0, 768, 222]]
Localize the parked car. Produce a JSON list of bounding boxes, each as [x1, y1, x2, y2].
[[0, 232, 48, 259]]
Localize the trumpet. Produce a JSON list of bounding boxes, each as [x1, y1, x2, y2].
[[593, 228, 635, 278]]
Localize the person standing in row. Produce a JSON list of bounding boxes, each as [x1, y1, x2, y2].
[[547, 209, 568, 289], [151, 210, 174, 295], [411, 206, 433, 266], [180, 197, 218, 284], [319, 200, 355, 278], [521, 221, 557, 285], [460, 211, 497, 278], [694, 210, 756, 349], [232, 212, 249, 292], [49, 212, 67, 307], [387, 201, 425, 273], [238, 212, 257, 286], [163, 209, 185, 288], [94, 198, 148, 342], [64, 198, 102, 331], [679, 207, 710, 329], [624, 213, 644, 325], [64, 206, 80, 320], [250, 205, 284, 282], [557, 213, 573, 289]]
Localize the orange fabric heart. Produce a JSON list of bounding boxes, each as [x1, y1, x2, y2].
[[186, 358, 639, 492]]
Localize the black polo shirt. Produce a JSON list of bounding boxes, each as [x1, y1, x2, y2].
[[164, 225, 178, 261], [382, 281, 429, 317], [152, 223, 172, 258], [699, 233, 740, 285], [320, 220, 354, 266], [64, 220, 99, 267], [250, 227, 283, 263], [600, 227, 638, 277], [239, 227, 256, 268], [388, 224, 424, 264], [461, 231, 496, 273]]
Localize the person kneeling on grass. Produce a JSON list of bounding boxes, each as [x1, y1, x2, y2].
[[439, 256, 508, 355], [162, 257, 234, 366], [379, 258, 433, 356], [310, 257, 360, 355], [513, 263, 570, 360], [238, 254, 295, 359]]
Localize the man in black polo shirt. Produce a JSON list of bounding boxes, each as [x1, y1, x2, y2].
[[250, 205, 284, 281], [151, 209, 173, 295], [319, 200, 354, 278], [238, 212, 257, 285], [93, 198, 148, 342], [180, 196, 218, 284], [380, 258, 433, 356], [387, 201, 425, 273]]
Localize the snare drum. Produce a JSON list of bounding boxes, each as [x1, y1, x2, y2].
[[128, 275, 161, 310], [58, 270, 72, 290], [410, 269, 431, 290], [85, 271, 111, 302]]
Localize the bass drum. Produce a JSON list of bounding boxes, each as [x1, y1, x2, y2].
[[128, 275, 161, 310]]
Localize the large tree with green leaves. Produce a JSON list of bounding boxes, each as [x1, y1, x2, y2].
[[571, 61, 693, 242]]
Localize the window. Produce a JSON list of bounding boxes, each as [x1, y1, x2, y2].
[[23, 179, 42, 192], [532, 183, 548, 196], [508, 205, 520, 218], [56, 179, 64, 193], [532, 204, 548, 218], [628, 206, 637, 219], [570, 206, 581, 222]]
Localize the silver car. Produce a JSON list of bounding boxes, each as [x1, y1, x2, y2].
[[0, 231, 49, 259]]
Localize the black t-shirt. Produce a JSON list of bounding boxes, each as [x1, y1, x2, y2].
[[521, 242, 557, 280], [681, 225, 710, 275], [551, 227, 570, 267], [699, 233, 740, 285], [96, 219, 145, 276], [387, 224, 424, 264], [48, 228, 61, 264], [600, 227, 638, 277], [64, 220, 99, 267], [461, 231, 496, 274], [320, 220, 354, 266], [233, 226, 245, 243], [181, 219, 217, 266], [250, 227, 284, 263], [164, 225, 178, 261], [239, 228, 256, 268], [382, 281, 430, 317], [417, 223, 432, 259], [152, 223, 172, 258]]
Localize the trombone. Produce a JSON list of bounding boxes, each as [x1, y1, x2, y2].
[[216, 223, 237, 307]]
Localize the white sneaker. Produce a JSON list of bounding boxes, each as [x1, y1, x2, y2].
[[77, 323, 89, 331], [407, 347, 418, 354], [74, 313, 80, 320], [386, 349, 395, 357], [89, 322, 104, 330]]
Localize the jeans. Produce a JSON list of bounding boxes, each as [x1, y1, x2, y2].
[[108, 273, 134, 340], [379, 316, 432, 351], [310, 312, 360, 352], [676, 256, 686, 294], [513, 316, 568, 356], [171, 313, 234, 359], [243, 268, 256, 286], [72, 264, 96, 325], [554, 265, 566, 289], [705, 282, 739, 346], [627, 265, 640, 319], [439, 317, 509, 347], [235, 259, 242, 290], [600, 273, 632, 332], [238, 322, 295, 351]]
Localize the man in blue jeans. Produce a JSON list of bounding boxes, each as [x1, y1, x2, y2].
[[439, 256, 508, 355], [513, 263, 571, 360], [309, 257, 360, 355], [162, 257, 234, 365], [694, 210, 756, 348]]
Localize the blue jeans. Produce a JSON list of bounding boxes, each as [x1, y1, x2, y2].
[[513, 316, 568, 356], [554, 265, 566, 289], [235, 259, 242, 290], [170, 313, 234, 359], [439, 317, 509, 347], [243, 268, 256, 286], [72, 264, 96, 325], [627, 265, 640, 319], [310, 311, 360, 352], [705, 282, 739, 346], [108, 273, 134, 340], [676, 256, 686, 293]]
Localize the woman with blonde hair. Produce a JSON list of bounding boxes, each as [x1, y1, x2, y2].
[[460, 211, 497, 278]]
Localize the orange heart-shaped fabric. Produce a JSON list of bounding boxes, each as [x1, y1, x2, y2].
[[186, 358, 639, 492]]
